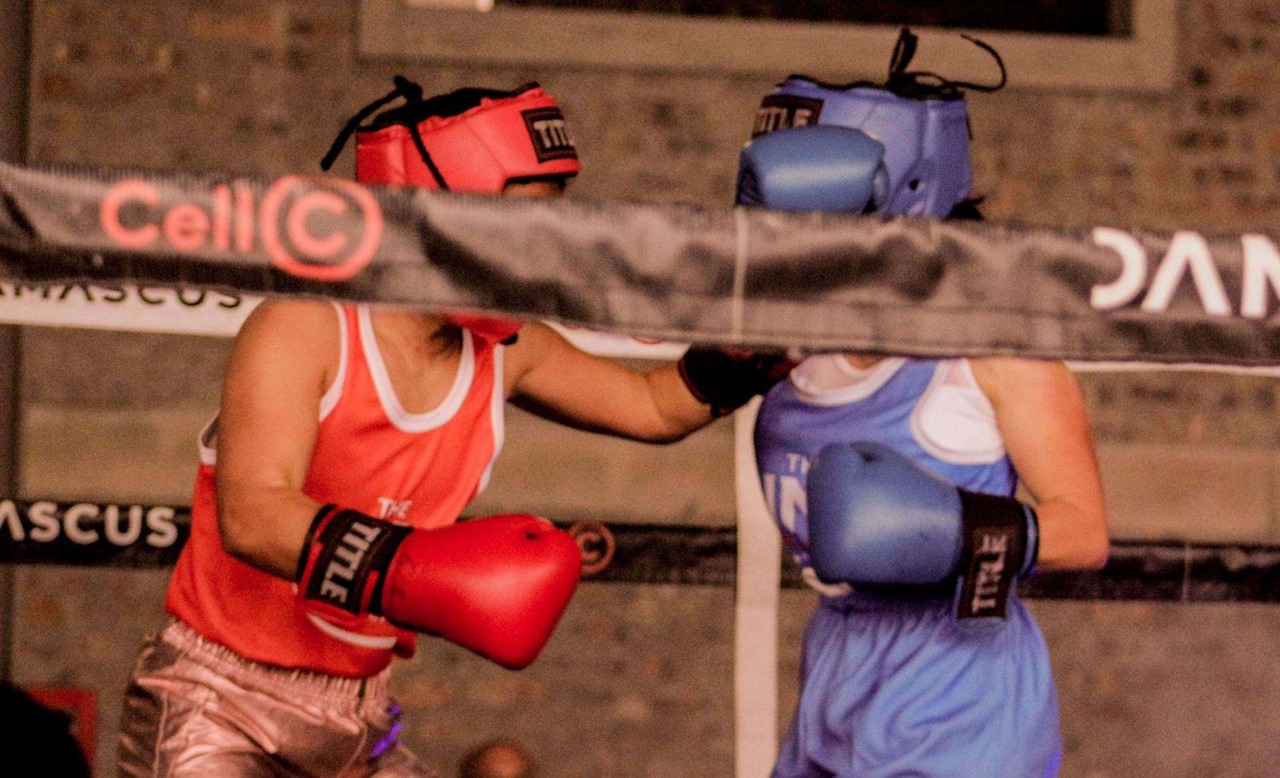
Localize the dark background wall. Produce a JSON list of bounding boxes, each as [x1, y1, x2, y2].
[[9, 0, 1280, 775]]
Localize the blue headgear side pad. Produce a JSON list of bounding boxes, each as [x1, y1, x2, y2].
[[742, 77, 973, 218]]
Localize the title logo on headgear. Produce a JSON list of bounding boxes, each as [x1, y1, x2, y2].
[[521, 107, 577, 163], [99, 176, 383, 282], [752, 95, 824, 137]]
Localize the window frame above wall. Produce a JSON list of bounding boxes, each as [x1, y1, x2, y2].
[[359, 0, 1176, 92]]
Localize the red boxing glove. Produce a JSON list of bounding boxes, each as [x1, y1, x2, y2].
[[298, 507, 582, 669]]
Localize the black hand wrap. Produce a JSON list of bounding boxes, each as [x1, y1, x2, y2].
[[677, 346, 797, 418], [953, 491, 1038, 626]]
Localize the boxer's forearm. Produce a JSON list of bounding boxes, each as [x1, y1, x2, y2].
[[1026, 498, 1109, 572], [215, 481, 323, 579]]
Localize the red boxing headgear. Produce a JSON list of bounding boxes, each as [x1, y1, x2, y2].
[[323, 76, 580, 194], [321, 77, 579, 343]]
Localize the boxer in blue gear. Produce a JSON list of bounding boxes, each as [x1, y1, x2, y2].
[[744, 28, 1111, 778]]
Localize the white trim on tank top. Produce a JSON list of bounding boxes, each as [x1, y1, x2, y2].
[[788, 355, 908, 406], [909, 359, 1007, 465], [786, 354, 1006, 466], [357, 305, 476, 433], [196, 416, 217, 466], [198, 302, 353, 466], [305, 612, 398, 650], [317, 302, 350, 422]]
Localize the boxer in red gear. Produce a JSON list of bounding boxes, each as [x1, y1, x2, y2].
[[118, 77, 786, 777]]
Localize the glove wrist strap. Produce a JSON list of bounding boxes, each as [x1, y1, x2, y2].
[[296, 505, 414, 618], [677, 347, 794, 418], [953, 491, 1035, 623]]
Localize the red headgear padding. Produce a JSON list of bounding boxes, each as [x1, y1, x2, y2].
[[322, 78, 581, 344], [353, 84, 580, 194]]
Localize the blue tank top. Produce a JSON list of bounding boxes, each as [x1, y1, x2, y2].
[[757, 356, 1062, 777], [755, 356, 1017, 576]]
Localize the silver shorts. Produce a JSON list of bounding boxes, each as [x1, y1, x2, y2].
[[118, 621, 437, 777]]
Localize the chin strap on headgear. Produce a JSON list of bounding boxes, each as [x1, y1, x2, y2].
[[322, 76, 584, 345], [738, 27, 1005, 218]]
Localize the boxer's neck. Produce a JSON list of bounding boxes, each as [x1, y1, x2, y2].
[[371, 307, 460, 359]]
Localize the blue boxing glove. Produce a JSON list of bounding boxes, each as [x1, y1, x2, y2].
[[736, 124, 890, 212], [807, 441, 1038, 624]]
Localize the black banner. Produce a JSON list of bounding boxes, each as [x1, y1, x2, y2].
[[4, 162, 1280, 364], [0, 499, 185, 567], [2, 501, 1279, 602]]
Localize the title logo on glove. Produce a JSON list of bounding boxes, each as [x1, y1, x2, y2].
[[312, 518, 387, 613]]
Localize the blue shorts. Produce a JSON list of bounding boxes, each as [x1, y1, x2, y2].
[[774, 592, 1061, 778]]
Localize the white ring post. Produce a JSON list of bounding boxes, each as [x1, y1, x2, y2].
[[733, 397, 781, 778]]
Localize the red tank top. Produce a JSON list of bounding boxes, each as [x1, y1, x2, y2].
[[166, 304, 505, 677]]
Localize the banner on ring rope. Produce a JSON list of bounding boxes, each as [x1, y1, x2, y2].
[[4, 163, 1280, 364], [3, 497, 1280, 603], [0, 281, 689, 359]]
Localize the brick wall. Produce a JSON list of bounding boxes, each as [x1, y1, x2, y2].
[[11, 0, 1280, 774]]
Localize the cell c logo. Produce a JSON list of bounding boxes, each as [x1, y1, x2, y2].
[[568, 521, 615, 576], [261, 176, 383, 281], [99, 176, 384, 283]]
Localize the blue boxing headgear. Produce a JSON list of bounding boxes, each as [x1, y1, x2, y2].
[[738, 28, 1005, 218]]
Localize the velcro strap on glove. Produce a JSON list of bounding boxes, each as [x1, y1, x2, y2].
[[952, 491, 1036, 626], [677, 346, 797, 418], [297, 505, 413, 617]]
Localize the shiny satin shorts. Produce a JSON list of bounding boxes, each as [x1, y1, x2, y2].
[[118, 620, 437, 777]]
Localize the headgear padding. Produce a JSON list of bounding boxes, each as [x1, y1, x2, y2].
[[320, 77, 578, 345], [739, 28, 1004, 219], [748, 79, 971, 218], [323, 77, 580, 194]]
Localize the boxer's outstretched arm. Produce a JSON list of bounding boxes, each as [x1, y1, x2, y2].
[[972, 358, 1110, 571], [503, 322, 721, 442], [214, 299, 336, 578]]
